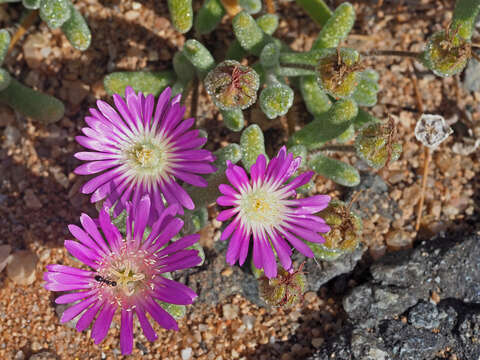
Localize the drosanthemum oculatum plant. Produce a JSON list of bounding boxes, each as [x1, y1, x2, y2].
[[216, 146, 331, 279], [44, 195, 202, 354], [74, 86, 216, 218]]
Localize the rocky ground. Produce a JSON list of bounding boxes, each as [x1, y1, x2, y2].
[[0, 0, 479, 359]]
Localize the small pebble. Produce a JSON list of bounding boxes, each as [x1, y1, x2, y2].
[[221, 267, 233, 277], [4, 125, 21, 147], [311, 337, 324, 348], [24, 189, 43, 210], [6, 250, 38, 285], [181, 347, 192, 360], [222, 304, 239, 320]]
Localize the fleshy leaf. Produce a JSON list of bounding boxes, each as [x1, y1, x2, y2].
[[299, 75, 332, 117], [240, 124, 266, 171], [256, 13, 279, 35], [221, 109, 245, 132], [0, 78, 64, 124], [195, 0, 225, 35], [39, 0, 71, 29], [168, 0, 193, 33], [183, 39, 216, 77], [61, 3, 91, 51], [309, 153, 360, 187], [312, 2, 355, 50], [104, 71, 176, 96], [233, 11, 267, 55], [259, 83, 294, 119]]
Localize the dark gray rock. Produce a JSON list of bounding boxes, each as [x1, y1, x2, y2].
[[311, 234, 480, 360], [344, 235, 480, 326], [296, 243, 366, 292]]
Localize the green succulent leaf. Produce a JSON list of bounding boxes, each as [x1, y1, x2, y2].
[[0, 78, 64, 124], [23, 0, 41, 9], [195, 0, 225, 35], [104, 71, 176, 96], [173, 51, 196, 84], [0, 30, 11, 65], [336, 123, 355, 143], [239, 0, 261, 14], [233, 11, 267, 56], [240, 124, 266, 171], [39, 0, 71, 29], [451, 0, 480, 40], [226, 40, 246, 61], [309, 154, 360, 187], [299, 75, 332, 117], [167, 0, 193, 33], [256, 14, 279, 35], [221, 109, 245, 132], [352, 69, 380, 107], [259, 83, 294, 119], [0, 68, 10, 91], [260, 42, 280, 68], [312, 2, 355, 50], [61, 3, 91, 51], [353, 108, 380, 130], [183, 39, 215, 77]]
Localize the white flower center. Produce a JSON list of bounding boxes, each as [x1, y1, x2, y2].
[[239, 185, 287, 229], [109, 261, 146, 297]]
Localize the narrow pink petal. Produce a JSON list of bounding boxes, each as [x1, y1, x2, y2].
[[74, 160, 119, 176], [92, 303, 117, 345], [54, 289, 98, 304], [217, 208, 238, 221], [135, 306, 158, 342], [76, 300, 103, 332], [120, 309, 134, 355], [60, 296, 97, 323]]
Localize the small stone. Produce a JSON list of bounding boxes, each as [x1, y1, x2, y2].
[[181, 347, 192, 360], [3, 125, 21, 147], [23, 33, 49, 69], [311, 337, 324, 348], [6, 250, 38, 285], [0, 244, 12, 272], [24, 189, 43, 210], [304, 291, 317, 303], [125, 10, 140, 21], [385, 230, 412, 251], [222, 304, 239, 320], [14, 350, 25, 360], [242, 315, 255, 330], [221, 267, 233, 277]]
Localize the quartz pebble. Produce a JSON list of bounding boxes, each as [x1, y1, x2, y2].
[[222, 304, 239, 320], [385, 230, 412, 251], [6, 250, 38, 285], [181, 347, 193, 360]]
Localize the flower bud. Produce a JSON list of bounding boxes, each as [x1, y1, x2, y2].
[[310, 200, 362, 261], [258, 264, 307, 307], [422, 29, 471, 77], [205, 60, 260, 111], [355, 120, 402, 169], [316, 47, 362, 99]]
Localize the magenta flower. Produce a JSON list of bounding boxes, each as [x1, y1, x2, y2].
[[74, 86, 216, 219], [44, 195, 201, 354], [216, 147, 331, 278]]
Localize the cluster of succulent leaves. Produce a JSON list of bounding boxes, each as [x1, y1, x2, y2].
[[102, 0, 480, 291], [0, 0, 92, 123]]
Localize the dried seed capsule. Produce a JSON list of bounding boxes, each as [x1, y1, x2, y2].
[[317, 47, 362, 99], [414, 114, 453, 149], [355, 120, 402, 169], [205, 60, 259, 111], [309, 200, 362, 261], [259, 264, 307, 308], [422, 29, 471, 77]]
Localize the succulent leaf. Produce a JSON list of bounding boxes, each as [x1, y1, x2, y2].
[[312, 2, 355, 50], [195, 0, 225, 35], [309, 153, 360, 187], [39, 0, 71, 29], [167, 0, 193, 33], [104, 71, 176, 96], [240, 124, 266, 171], [61, 3, 91, 51], [221, 109, 245, 131]]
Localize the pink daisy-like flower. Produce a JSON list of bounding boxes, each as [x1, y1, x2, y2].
[[44, 195, 201, 354], [216, 146, 331, 278], [74, 86, 216, 219]]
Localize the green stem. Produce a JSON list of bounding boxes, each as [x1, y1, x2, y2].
[[308, 144, 356, 160], [361, 49, 421, 59]]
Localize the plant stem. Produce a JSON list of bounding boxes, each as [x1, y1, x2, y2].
[[264, 0, 275, 14], [307, 144, 355, 161], [415, 147, 430, 231], [220, 0, 241, 17], [361, 49, 421, 59], [8, 10, 38, 52]]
